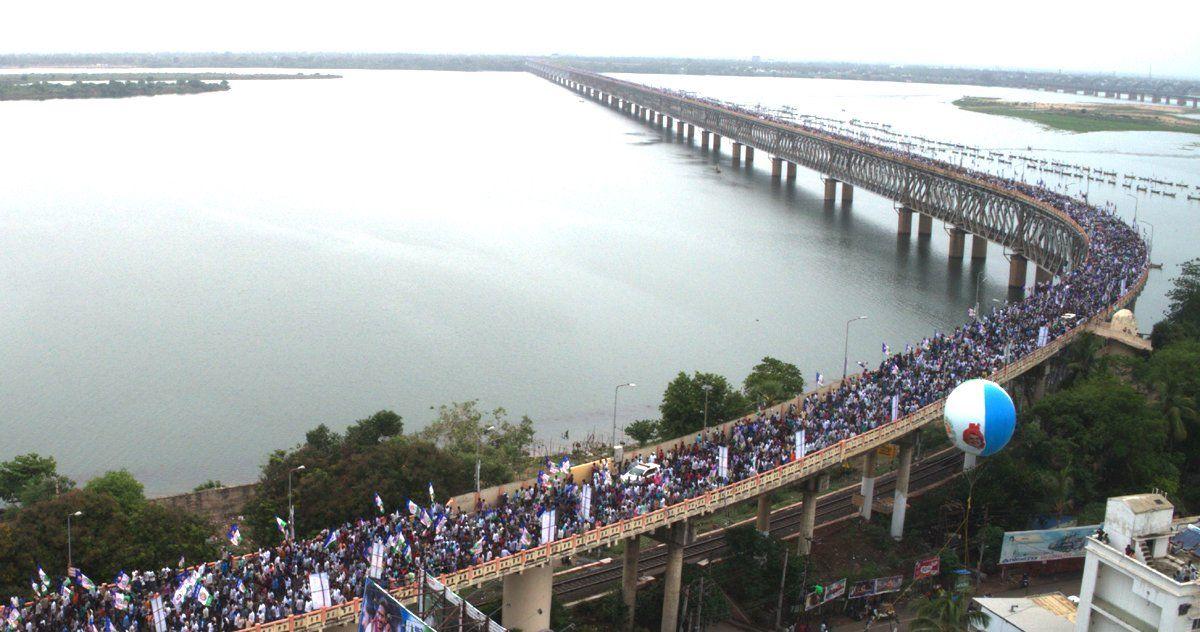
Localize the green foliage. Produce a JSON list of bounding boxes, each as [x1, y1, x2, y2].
[[1153, 258, 1200, 348], [84, 469, 145, 514], [714, 525, 800, 626], [659, 372, 748, 439], [418, 400, 535, 479], [624, 419, 660, 446], [743, 356, 805, 406], [192, 480, 224, 492], [0, 453, 74, 507], [910, 590, 989, 631], [345, 410, 403, 447]]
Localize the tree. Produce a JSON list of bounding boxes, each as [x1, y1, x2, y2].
[[344, 410, 403, 447], [84, 469, 145, 514], [910, 590, 989, 631], [1152, 258, 1200, 348], [659, 372, 748, 439], [0, 453, 73, 506], [743, 356, 805, 406], [418, 401, 535, 480], [1140, 341, 1200, 442], [624, 419, 660, 446]]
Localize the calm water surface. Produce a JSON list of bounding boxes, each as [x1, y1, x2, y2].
[[1, 70, 1195, 494]]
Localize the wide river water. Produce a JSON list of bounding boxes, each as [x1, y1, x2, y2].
[[1, 69, 1196, 494]]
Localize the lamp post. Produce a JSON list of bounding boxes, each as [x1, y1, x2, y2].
[[288, 465, 305, 540], [701, 383, 714, 431], [842, 316, 868, 380], [1125, 192, 1139, 226], [67, 510, 82, 571], [1140, 220, 1154, 258], [612, 383, 636, 450], [476, 425, 495, 495]]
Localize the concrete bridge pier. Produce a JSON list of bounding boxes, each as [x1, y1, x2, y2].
[[859, 451, 878, 521], [756, 492, 772, 533], [686, 124, 694, 141], [890, 439, 916, 540], [665, 116, 673, 129], [972, 234, 987, 260], [676, 120, 684, 136], [1008, 253, 1028, 289], [712, 134, 722, 153], [502, 561, 556, 632], [622, 537, 639, 629], [660, 521, 689, 632], [771, 157, 782, 181], [745, 146, 754, 165], [701, 130, 710, 150], [823, 177, 837, 200], [652, 112, 660, 126], [897, 206, 914, 235], [948, 227, 967, 259], [841, 182, 854, 204], [797, 475, 827, 556], [917, 213, 933, 238], [732, 142, 742, 164]]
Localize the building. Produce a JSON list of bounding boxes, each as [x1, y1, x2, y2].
[[973, 593, 1077, 631], [1075, 494, 1200, 631]]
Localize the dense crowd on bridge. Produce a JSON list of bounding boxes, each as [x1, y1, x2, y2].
[[4, 74, 1147, 632]]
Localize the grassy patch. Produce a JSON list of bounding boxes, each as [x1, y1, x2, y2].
[[954, 96, 1200, 134]]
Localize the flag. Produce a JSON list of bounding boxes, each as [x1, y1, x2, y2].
[[31, 579, 41, 597], [559, 456, 571, 475], [177, 555, 185, 569], [420, 509, 432, 528], [59, 582, 72, 601], [427, 482, 435, 504], [967, 306, 977, 318], [37, 566, 50, 594], [227, 524, 242, 547], [75, 570, 96, 593], [115, 570, 130, 592], [274, 516, 288, 536], [112, 592, 130, 611], [407, 499, 420, 517], [881, 342, 890, 356], [323, 528, 339, 549], [815, 372, 824, 387], [374, 492, 385, 515], [471, 537, 484, 556], [519, 527, 532, 548]]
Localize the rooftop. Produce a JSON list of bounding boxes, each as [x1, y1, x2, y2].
[[974, 592, 1076, 632]]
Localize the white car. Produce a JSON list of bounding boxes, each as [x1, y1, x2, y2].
[[620, 462, 661, 484]]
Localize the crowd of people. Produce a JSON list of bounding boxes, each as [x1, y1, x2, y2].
[[4, 73, 1148, 631]]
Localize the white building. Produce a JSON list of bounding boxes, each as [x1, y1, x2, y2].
[[974, 593, 1077, 632], [1076, 494, 1200, 631]]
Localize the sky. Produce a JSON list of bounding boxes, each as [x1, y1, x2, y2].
[[3, 0, 1200, 78]]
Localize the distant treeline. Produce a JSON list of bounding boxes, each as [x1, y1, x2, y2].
[[0, 79, 229, 101]]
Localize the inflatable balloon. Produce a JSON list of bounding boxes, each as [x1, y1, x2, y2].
[[943, 378, 1016, 457]]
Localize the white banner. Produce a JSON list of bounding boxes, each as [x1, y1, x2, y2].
[[1037, 325, 1050, 347], [540, 509, 557, 545], [717, 445, 729, 478], [151, 595, 167, 632], [308, 572, 330, 610], [891, 394, 899, 422], [369, 541, 385, 579], [580, 485, 593, 521], [794, 430, 806, 459]]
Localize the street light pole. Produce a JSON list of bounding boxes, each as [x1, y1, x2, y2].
[[476, 425, 495, 495], [842, 316, 868, 380], [288, 465, 305, 540], [611, 383, 636, 451], [1125, 192, 1139, 226], [701, 384, 714, 431], [67, 510, 82, 571]]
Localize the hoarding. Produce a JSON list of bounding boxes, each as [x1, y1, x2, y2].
[[998, 524, 1098, 564]]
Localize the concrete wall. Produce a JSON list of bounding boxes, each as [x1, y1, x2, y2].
[[150, 482, 257, 526]]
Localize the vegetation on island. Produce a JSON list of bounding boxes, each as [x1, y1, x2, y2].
[[953, 96, 1200, 134], [0, 73, 340, 102]]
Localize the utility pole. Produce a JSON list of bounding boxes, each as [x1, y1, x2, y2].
[[775, 546, 790, 629]]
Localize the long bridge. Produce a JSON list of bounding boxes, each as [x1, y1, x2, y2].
[[254, 63, 1146, 632]]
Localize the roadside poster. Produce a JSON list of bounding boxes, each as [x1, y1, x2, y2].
[[848, 580, 874, 600], [998, 524, 1098, 564], [359, 578, 432, 632], [913, 556, 941, 580], [874, 575, 903, 594], [824, 578, 847, 601]]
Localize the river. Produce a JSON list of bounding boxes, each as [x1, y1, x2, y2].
[[1, 69, 1194, 494]]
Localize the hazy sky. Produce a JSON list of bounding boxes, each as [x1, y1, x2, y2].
[[4, 0, 1199, 78]]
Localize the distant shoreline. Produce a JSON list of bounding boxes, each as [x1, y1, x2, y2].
[[953, 96, 1200, 135], [0, 72, 340, 102]]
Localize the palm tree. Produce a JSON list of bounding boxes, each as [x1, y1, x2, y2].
[[1153, 377, 1199, 442], [910, 590, 990, 631]]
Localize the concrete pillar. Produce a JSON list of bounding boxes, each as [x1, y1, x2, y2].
[[948, 227, 966, 259], [797, 478, 819, 556], [661, 522, 687, 632], [859, 452, 878, 521], [771, 157, 783, 180], [890, 441, 915, 540], [1008, 253, 1028, 289], [676, 120, 684, 135], [841, 182, 854, 203], [701, 130, 710, 150], [745, 146, 754, 164], [822, 177, 836, 199], [1035, 266, 1054, 289], [502, 563, 554, 632], [732, 142, 742, 163], [652, 112, 660, 126], [785, 162, 797, 181], [686, 124, 694, 140], [897, 207, 914, 235], [622, 537, 639, 629], [665, 116, 673, 128], [712, 134, 721, 153], [756, 492, 772, 533], [964, 453, 978, 471], [917, 213, 933, 237], [971, 234, 987, 260]]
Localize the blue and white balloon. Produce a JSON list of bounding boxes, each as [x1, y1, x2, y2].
[[943, 379, 1016, 457]]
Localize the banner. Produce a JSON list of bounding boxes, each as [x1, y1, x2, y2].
[[874, 576, 903, 594], [424, 573, 506, 632], [539, 509, 557, 546], [580, 485, 592, 521], [151, 595, 167, 632], [359, 578, 432, 632], [309, 572, 331, 610], [848, 580, 874, 600], [717, 446, 729, 479], [369, 541, 385, 579], [805, 578, 848, 610], [998, 524, 1097, 564], [913, 556, 941, 580], [1037, 325, 1050, 347], [795, 430, 806, 459]]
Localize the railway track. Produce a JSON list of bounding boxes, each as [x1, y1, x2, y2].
[[553, 449, 963, 601]]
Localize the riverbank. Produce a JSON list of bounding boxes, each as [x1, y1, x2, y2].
[[953, 96, 1200, 134], [0, 72, 339, 101]]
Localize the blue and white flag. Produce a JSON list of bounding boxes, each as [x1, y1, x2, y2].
[[881, 342, 890, 357], [815, 372, 824, 387], [373, 492, 385, 515], [323, 528, 339, 549], [420, 509, 433, 528], [227, 524, 242, 547], [427, 482, 435, 504], [407, 499, 420, 517], [559, 456, 571, 474]]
